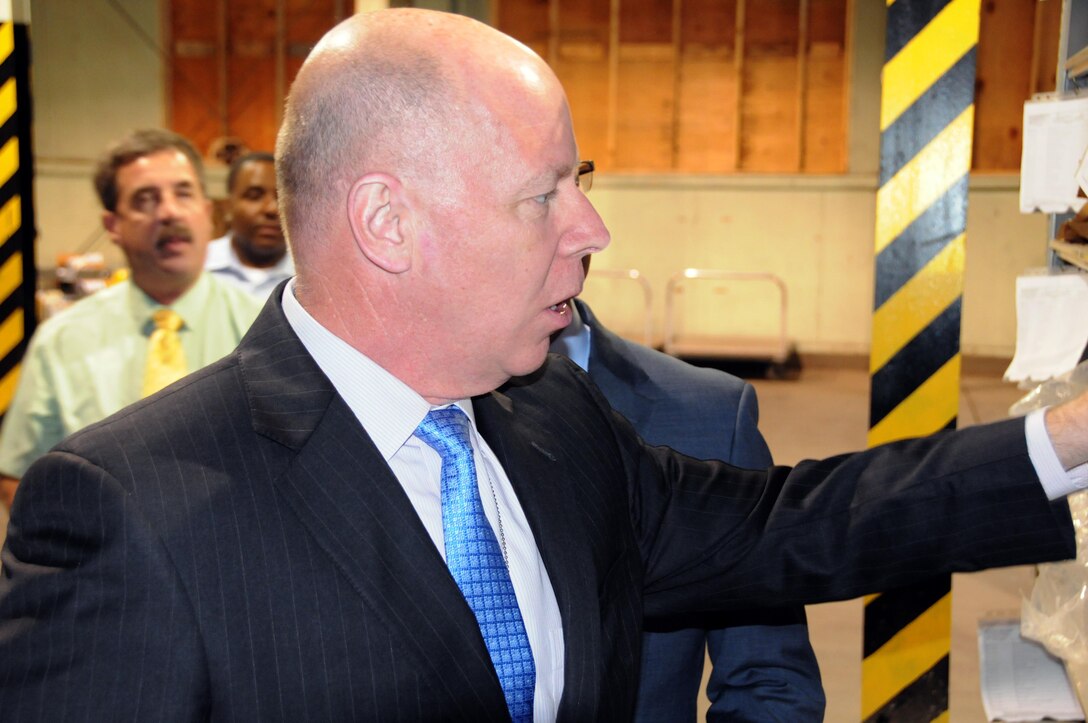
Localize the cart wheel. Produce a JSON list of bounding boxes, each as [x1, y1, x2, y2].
[[767, 348, 802, 380]]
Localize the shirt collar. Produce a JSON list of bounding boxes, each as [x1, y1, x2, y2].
[[280, 279, 475, 462], [208, 233, 294, 278], [548, 299, 593, 372], [126, 272, 213, 332]]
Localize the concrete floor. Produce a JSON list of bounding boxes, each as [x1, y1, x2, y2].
[[694, 362, 1039, 723], [0, 363, 1049, 721]]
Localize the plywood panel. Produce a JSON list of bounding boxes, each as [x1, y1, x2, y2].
[[803, 42, 846, 172], [286, 0, 341, 45], [973, 0, 1035, 171], [676, 0, 737, 172], [802, 0, 846, 172], [615, 43, 676, 170], [228, 0, 278, 153], [172, 55, 222, 156], [559, 0, 610, 34], [493, 0, 858, 176], [745, 0, 800, 49], [681, 0, 736, 46], [496, 0, 550, 58], [170, 0, 222, 157], [740, 0, 800, 172], [172, 0, 217, 42], [169, 0, 341, 158], [1030, 0, 1062, 95], [676, 46, 738, 172], [555, 41, 611, 165], [620, 0, 673, 43], [553, 0, 611, 164]]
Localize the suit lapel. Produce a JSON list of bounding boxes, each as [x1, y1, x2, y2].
[[236, 293, 509, 719], [577, 300, 656, 428], [474, 389, 602, 721]]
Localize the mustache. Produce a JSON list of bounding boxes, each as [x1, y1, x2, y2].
[[155, 223, 193, 247]]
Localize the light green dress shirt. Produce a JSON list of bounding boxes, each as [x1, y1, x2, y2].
[[0, 273, 264, 477]]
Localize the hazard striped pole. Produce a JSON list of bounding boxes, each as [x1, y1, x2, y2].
[[863, 0, 979, 720], [0, 0, 35, 424]]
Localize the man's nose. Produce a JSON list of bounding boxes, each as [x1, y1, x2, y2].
[[564, 188, 611, 258], [157, 192, 181, 221], [264, 194, 280, 218]]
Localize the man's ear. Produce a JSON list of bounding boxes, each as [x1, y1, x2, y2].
[[101, 210, 121, 246], [347, 175, 412, 274]]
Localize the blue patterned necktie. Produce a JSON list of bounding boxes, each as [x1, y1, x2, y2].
[[415, 407, 536, 722]]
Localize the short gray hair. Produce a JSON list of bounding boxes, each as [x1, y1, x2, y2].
[[276, 48, 452, 241]]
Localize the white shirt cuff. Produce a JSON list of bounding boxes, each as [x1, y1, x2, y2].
[[1026, 407, 1088, 501]]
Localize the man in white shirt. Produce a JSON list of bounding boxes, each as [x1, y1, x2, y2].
[[205, 151, 294, 297], [2, 10, 1088, 721]]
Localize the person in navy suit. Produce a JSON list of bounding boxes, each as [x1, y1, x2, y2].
[[1, 10, 1085, 721], [551, 295, 824, 721]]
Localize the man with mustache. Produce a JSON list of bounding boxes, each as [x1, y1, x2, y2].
[[0, 129, 262, 508], [205, 151, 294, 298]]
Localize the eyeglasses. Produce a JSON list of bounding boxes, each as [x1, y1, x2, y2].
[[576, 160, 594, 193]]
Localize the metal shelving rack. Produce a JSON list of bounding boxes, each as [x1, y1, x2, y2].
[[1048, 0, 1088, 269]]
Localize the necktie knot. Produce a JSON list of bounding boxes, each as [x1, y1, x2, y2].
[[151, 308, 184, 332], [415, 407, 472, 460]]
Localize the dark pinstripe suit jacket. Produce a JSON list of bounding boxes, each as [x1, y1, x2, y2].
[[0, 291, 1075, 721]]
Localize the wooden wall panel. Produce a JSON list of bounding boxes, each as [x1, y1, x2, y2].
[[285, 0, 339, 125], [172, 56, 222, 157], [973, 0, 1037, 172], [614, 0, 674, 171], [676, 0, 738, 172], [802, 0, 847, 172], [615, 43, 676, 170], [802, 42, 845, 172], [1030, 0, 1062, 95], [741, 53, 799, 171], [168, 0, 342, 161], [620, 0, 673, 43], [496, 0, 549, 58], [676, 46, 738, 172], [740, 0, 800, 172], [557, 44, 611, 163], [167, 0, 1056, 177], [227, 0, 278, 154], [681, 0, 736, 45], [169, 2, 222, 157], [553, 0, 611, 164]]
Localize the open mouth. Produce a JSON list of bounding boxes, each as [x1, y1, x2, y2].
[[549, 301, 570, 314]]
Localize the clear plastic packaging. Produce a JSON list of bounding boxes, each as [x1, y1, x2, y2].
[[1016, 362, 1088, 714]]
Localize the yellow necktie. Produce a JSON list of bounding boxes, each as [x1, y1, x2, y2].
[[142, 308, 188, 397]]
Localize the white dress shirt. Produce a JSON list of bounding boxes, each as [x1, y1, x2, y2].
[[281, 281, 564, 721], [548, 300, 592, 372], [205, 234, 295, 299]]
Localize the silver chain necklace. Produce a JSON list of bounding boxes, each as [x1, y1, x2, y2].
[[482, 470, 510, 569]]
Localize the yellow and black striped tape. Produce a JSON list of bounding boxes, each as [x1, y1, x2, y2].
[[863, 0, 979, 720], [0, 19, 36, 422]]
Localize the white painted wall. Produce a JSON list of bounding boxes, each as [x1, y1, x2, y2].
[[582, 175, 1046, 359], [31, 0, 167, 272]]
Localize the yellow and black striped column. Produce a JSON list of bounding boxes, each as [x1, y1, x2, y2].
[[0, 6, 35, 424], [863, 0, 979, 720]]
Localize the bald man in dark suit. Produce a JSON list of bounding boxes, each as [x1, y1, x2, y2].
[[2, 9, 1085, 721]]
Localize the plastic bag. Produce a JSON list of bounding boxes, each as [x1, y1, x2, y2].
[[1017, 361, 1088, 714]]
